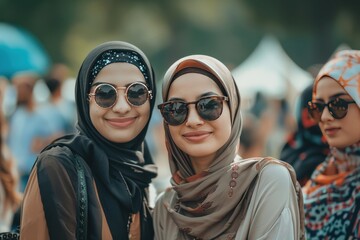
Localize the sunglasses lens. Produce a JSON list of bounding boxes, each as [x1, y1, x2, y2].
[[308, 98, 351, 122], [161, 102, 187, 126], [307, 102, 323, 123], [329, 98, 348, 119], [127, 83, 149, 106], [95, 84, 117, 108], [197, 97, 223, 121]]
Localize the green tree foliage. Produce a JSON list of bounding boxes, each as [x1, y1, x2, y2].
[[240, 0, 360, 66], [0, 0, 359, 77], [0, 0, 81, 64]]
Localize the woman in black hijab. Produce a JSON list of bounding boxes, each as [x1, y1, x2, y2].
[[20, 41, 157, 240]]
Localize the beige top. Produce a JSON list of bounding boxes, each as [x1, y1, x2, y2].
[[154, 163, 301, 240]]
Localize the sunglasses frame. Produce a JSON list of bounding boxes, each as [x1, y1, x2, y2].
[[88, 81, 152, 108], [307, 97, 356, 123], [157, 95, 229, 126]]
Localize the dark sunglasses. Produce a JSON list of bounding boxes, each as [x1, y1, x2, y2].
[[157, 95, 229, 126], [307, 97, 356, 123], [88, 82, 152, 108]]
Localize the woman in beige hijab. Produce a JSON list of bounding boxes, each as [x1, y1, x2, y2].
[[154, 55, 304, 240]]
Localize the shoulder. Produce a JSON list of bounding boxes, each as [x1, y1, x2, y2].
[[250, 161, 299, 213], [260, 162, 291, 178], [30, 146, 80, 192], [257, 162, 293, 190], [154, 191, 165, 209], [154, 188, 176, 213], [36, 146, 75, 173], [154, 189, 172, 207], [153, 189, 178, 229]]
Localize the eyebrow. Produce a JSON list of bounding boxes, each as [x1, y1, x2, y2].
[[91, 82, 114, 87], [91, 82, 132, 88], [168, 91, 220, 101], [315, 92, 351, 101]]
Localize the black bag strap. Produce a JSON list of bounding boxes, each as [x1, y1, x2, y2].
[[73, 154, 88, 240]]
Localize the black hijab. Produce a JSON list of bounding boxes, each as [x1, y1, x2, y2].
[[44, 41, 157, 213], [77, 41, 156, 154]]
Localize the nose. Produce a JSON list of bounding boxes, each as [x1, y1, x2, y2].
[[185, 105, 204, 127], [112, 91, 131, 113], [320, 106, 334, 122]]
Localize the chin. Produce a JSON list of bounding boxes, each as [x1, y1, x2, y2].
[[328, 140, 353, 150], [104, 134, 132, 143]]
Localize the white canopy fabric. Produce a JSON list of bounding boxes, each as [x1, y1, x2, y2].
[[232, 36, 313, 100]]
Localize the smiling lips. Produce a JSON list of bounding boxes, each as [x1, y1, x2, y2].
[[324, 127, 341, 137], [107, 117, 136, 128], [183, 131, 211, 142]]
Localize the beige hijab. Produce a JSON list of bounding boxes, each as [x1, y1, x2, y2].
[[156, 55, 304, 239]]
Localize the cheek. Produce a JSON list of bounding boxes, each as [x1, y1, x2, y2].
[[218, 117, 232, 141], [221, 106, 232, 130], [139, 103, 151, 120], [89, 101, 96, 119], [134, 103, 151, 131], [168, 126, 179, 143], [345, 107, 360, 139], [168, 125, 185, 151], [89, 102, 105, 123]]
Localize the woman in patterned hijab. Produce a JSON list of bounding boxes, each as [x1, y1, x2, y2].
[[154, 55, 304, 240], [304, 50, 360, 239]]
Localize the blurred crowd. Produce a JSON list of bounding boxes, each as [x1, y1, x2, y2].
[[0, 63, 77, 231], [0, 63, 305, 231], [0, 60, 326, 232], [1, 41, 357, 237]]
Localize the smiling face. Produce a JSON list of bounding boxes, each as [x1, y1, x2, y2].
[[315, 76, 360, 149], [89, 62, 150, 143], [167, 73, 232, 168]]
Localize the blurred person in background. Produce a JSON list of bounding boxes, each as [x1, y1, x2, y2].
[[280, 84, 329, 186], [0, 79, 22, 232], [303, 50, 360, 239], [249, 92, 296, 159], [7, 72, 53, 192], [264, 97, 296, 158], [39, 75, 75, 138], [46, 63, 77, 131], [154, 55, 304, 240], [249, 91, 268, 119], [20, 41, 157, 240], [237, 112, 265, 158]]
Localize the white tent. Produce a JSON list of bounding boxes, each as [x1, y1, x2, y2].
[[232, 35, 313, 101]]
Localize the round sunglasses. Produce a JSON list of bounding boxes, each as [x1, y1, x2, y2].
[[157, 95, 229, 126], [88, 82, 152, 108], [307, 97, 356, 123]]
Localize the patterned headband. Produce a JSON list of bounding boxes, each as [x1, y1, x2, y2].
[[314, 50, 360, 107], [89, 50, 150, 85]]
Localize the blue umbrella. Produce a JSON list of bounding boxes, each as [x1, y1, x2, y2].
[[0, 23, 50, 79]]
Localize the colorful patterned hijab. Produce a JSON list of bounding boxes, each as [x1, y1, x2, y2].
[[313, 50, 360, 107], [154, 55, 304, 239], [303, 50, 360, 239]]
